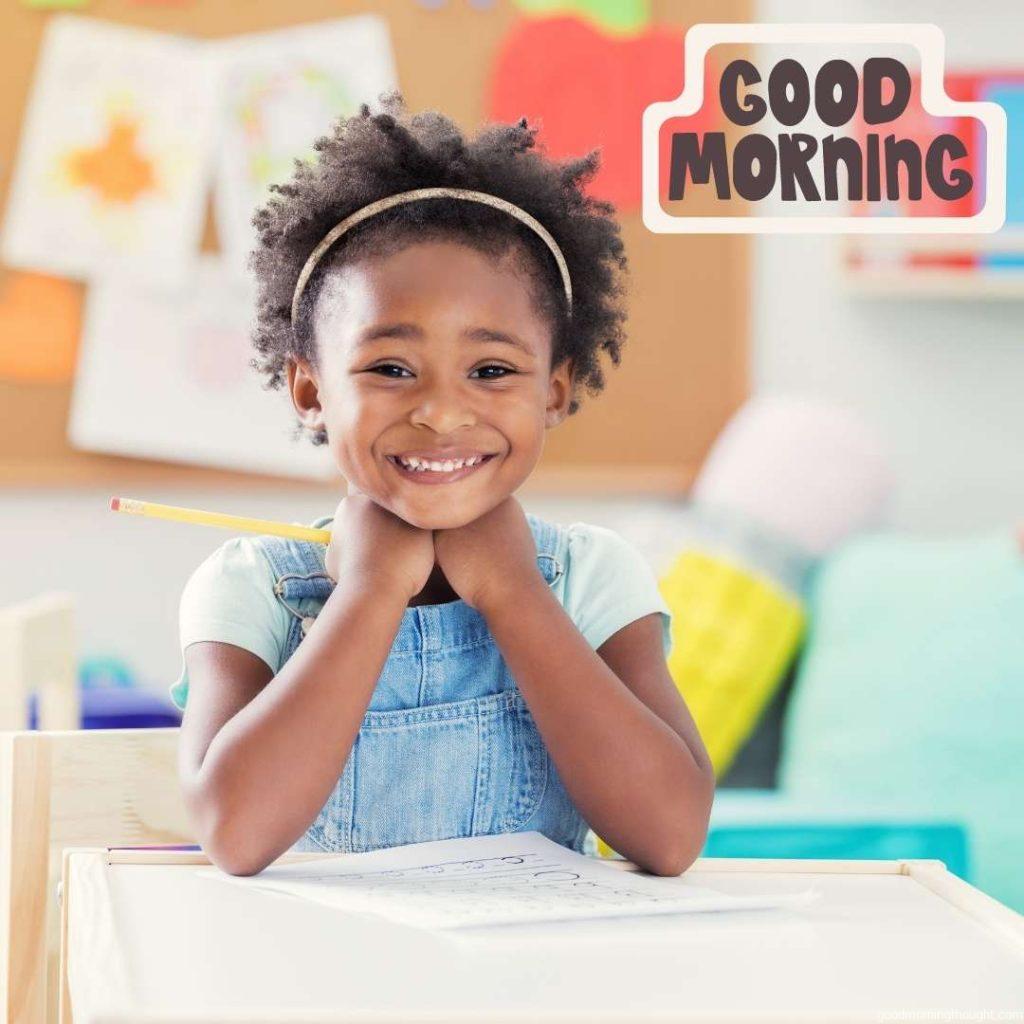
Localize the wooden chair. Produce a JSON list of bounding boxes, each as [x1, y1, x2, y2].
[[0, 594, 80, 732], [0, 728, 190, 1024]]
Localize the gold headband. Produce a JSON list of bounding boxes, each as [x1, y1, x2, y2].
[[290, 187, 573, 329]]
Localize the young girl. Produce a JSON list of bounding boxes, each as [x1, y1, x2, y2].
[[172, 93, 714, 877]]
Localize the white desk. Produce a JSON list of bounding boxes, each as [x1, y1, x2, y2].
[[60, 849, 1024, 1023]]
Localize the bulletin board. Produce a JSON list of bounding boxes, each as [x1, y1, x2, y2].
[[0, 0, 750, 494]]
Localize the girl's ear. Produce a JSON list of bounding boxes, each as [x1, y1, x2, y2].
[[545, 357, 574, 429], [287, 356, 326, 437]]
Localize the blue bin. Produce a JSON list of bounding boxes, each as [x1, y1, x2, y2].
[[27, 686, 183, 730]]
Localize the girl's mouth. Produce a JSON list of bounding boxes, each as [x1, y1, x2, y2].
[[386, 452, 497, 485]]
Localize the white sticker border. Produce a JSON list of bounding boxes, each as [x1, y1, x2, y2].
[[642, 23, 1007, 234]]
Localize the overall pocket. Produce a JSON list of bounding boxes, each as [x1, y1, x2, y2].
[[320, 689, 549, 853]]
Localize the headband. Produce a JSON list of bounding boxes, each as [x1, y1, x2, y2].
[[289, 187, 573, 329]]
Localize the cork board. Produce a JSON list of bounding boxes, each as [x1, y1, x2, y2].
[[0, 0, 750, 494]]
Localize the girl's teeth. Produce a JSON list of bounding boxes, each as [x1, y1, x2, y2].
[[397, 455, 484, 472]]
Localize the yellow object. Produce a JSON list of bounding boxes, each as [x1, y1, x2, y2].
[[109, 497, 331, 545], [597, 550, 805, 859], [660, 550, 805, 776]]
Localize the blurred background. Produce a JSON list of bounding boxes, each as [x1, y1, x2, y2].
[[1, 0, 1021, 910]]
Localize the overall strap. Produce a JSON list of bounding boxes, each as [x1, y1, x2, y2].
[[525, 512, 567, 586], [250, 515, 335, 604]]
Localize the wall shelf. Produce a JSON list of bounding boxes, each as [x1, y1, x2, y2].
[[842, 266, 1024, 299]]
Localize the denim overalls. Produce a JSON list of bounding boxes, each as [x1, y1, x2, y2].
[[251, 512, 590, 856]]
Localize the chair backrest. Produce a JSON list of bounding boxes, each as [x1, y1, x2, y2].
[[0, 594, 79, 731], [0, 728, 190, 1024]]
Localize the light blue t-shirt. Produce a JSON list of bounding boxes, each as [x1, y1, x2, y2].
[[170, 517, 672, 711]]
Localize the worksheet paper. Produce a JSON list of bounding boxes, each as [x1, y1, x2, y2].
[[199, 831, 819, 931]]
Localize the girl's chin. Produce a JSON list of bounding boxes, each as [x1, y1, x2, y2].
[[339, 484, 475, 529], [392, 505, 490, 532], [386, 491, 513, 531]]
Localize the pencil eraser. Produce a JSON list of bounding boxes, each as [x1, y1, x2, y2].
[[110, 497, 120, 511]]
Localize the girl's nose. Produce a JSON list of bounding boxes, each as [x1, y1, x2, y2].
[[409, 387, 477, 434]]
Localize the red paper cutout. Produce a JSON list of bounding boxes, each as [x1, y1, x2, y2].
[[489, 16, 712, 211]]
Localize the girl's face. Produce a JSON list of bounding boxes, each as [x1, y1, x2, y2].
[[288, 239, 573, 530]]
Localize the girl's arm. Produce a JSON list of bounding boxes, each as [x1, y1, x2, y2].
[[481, 584, 714, 876], [178, 575, 409, 876], [177, 496, 434, 876]]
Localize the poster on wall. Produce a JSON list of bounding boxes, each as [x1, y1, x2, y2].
[[210, 15, 399, 283], [68, 253, 338, 480], [0, 15, 219, 290]]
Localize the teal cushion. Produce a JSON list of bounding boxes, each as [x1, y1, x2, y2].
[[706, 790, 968, 877], [779, 532, 1024, 911]]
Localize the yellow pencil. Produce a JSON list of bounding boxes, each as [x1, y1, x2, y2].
[[109, 497, 332, 545]]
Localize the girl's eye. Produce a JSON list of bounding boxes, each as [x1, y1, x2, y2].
[[364, 363, 514, 380], [367, 363, 412, 379], [471, 365, 515, 380]]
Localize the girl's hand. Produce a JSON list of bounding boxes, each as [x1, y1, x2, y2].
[[325, 489, 434, 602], [433, 496, 542, 613]]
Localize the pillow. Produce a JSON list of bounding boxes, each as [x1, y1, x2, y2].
[[693, 396, 893, 556], [779, 532, 1024, 911]]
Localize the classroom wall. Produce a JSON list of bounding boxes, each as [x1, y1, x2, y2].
[[754, 0, 1024, 532], [0, 0, 750, 494]]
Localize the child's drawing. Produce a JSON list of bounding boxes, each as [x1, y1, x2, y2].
[[69, 254, 338, 481], [210, 16, 399, 282], [0, 15, 219, 290]]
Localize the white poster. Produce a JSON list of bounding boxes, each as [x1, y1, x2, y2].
[[0, 15, 220, 290], [69, 253, 339, 481], [210, 15, 399, 282]]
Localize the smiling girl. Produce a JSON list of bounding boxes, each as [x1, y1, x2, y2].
[[172, 94, 713, 877]]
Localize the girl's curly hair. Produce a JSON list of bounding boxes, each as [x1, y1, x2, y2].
[[248, 91, 628, 446]]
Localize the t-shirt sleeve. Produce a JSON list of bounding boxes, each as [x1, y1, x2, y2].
[[562, 523, 673, 658], [169, 537, 288, 711]]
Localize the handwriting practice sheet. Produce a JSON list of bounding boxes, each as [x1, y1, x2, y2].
[[198, 832, 819, 930]]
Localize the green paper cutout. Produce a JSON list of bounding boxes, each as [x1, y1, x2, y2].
[[513, 0, 650, 36]]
